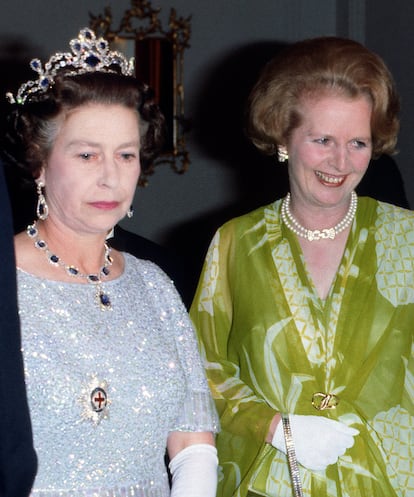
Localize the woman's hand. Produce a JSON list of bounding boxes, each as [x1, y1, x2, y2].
[[271, 414, 359, 471]]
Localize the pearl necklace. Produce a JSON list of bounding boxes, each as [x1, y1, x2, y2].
[[26, 222, 113, 310], [281, 191, 358, 241]]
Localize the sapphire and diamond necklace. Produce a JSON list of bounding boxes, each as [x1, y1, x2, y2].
[[26, 222, 113, 310]]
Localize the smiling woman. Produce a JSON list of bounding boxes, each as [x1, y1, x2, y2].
[[190, 37, 414, 497], [284, 94, 373, 233], [1, 28, 219, 497]]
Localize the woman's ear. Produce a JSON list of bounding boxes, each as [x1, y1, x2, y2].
[[36, 165, 46, 185]]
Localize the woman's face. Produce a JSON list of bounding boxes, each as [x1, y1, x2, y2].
[[286, 93, 373, 211], [39, 103, 141, 234]]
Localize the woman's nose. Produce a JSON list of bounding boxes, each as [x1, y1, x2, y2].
[[99, 158, 119, 187], [332, 146, 348, 171]]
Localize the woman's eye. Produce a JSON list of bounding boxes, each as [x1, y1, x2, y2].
[[353, 140, 367, 148], [315, 137, 329, 145], [79, 152, 94, 160], [120, 152, 137, 161]]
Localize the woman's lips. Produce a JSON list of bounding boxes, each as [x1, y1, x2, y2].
[[90, 201, 120, 210], [315, 170, 345, 186]]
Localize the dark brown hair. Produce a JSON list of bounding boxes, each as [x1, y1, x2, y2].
[[2, 71, 165, 179], [246, 37, 400, 158]]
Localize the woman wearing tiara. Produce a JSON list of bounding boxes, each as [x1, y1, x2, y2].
[[190, 37, 414, 496], [2, 28, 218, 497]]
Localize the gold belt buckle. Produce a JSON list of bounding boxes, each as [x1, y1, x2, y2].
[[312, 392, 339, 411]]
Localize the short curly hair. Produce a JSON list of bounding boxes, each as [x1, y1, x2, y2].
[[2, 71, 165, 180], [246, 37, 400, 159]]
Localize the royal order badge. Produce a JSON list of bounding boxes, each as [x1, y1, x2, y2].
[[79, 375, 110, 425]]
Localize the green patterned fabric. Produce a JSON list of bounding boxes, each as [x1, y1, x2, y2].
[[190, 197, 414, 497]]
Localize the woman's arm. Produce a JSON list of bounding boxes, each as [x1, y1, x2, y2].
[[168, 431, 218, 497], [167, 430, 215, 459], [190, 229, 278, 443]]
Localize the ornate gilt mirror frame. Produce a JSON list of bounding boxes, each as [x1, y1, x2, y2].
[[89, 0, 191, 185]]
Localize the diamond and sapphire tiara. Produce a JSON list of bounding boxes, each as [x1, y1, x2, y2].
[[6, 27, 135, 105]]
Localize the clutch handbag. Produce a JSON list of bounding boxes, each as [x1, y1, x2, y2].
[[281, 414, 304, 497]]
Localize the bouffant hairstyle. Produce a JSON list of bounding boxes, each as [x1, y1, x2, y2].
[[246, 37, 400, 159], [2, 71, 165, 180]]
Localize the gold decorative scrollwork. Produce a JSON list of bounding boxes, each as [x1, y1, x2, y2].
[[311, 392, 340, 410], [89, 0, 191, 185]]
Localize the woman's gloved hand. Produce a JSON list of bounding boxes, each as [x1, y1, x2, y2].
[[169, 443, 218, 497], [272, 414, 359, 471]]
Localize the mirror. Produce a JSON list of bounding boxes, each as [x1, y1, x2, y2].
[[89, 0, 191, 185]]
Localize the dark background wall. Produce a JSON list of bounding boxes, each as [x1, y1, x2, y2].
[[1, 0, 412, 274], [365, 0, 414, 209]]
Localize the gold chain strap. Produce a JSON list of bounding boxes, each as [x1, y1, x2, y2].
[[281, 414, 304, 497]]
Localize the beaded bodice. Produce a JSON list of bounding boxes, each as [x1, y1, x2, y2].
[[17, 253, 219, 496]]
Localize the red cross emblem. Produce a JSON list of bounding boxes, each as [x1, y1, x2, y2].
[[90, 387, 108, 412]]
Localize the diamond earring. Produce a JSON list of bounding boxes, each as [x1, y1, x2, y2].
[[126, 206, 134, 219], [36, 181, 49, 220]]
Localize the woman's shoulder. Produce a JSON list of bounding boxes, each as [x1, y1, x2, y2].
[[212, 200, 283, 255], [122, 252, 186, 312], [368, 197, 414, 220], [14, 229, 43, 273], [359, 197, 414, 245], [358, 196, 414, 220], [122, 252, 174, 287]]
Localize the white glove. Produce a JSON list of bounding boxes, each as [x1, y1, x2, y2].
[[272, 414, 359, 471], [169, 443, 218, 497]]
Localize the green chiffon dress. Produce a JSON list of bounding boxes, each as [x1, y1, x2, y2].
[[190, 197, 414, 497]]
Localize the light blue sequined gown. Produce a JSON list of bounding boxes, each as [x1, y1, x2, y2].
[[17, 253, 219, 497]]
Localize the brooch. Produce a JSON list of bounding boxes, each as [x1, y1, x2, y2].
[[312, 392, 339, 411], [79, 376, 110, 424]]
